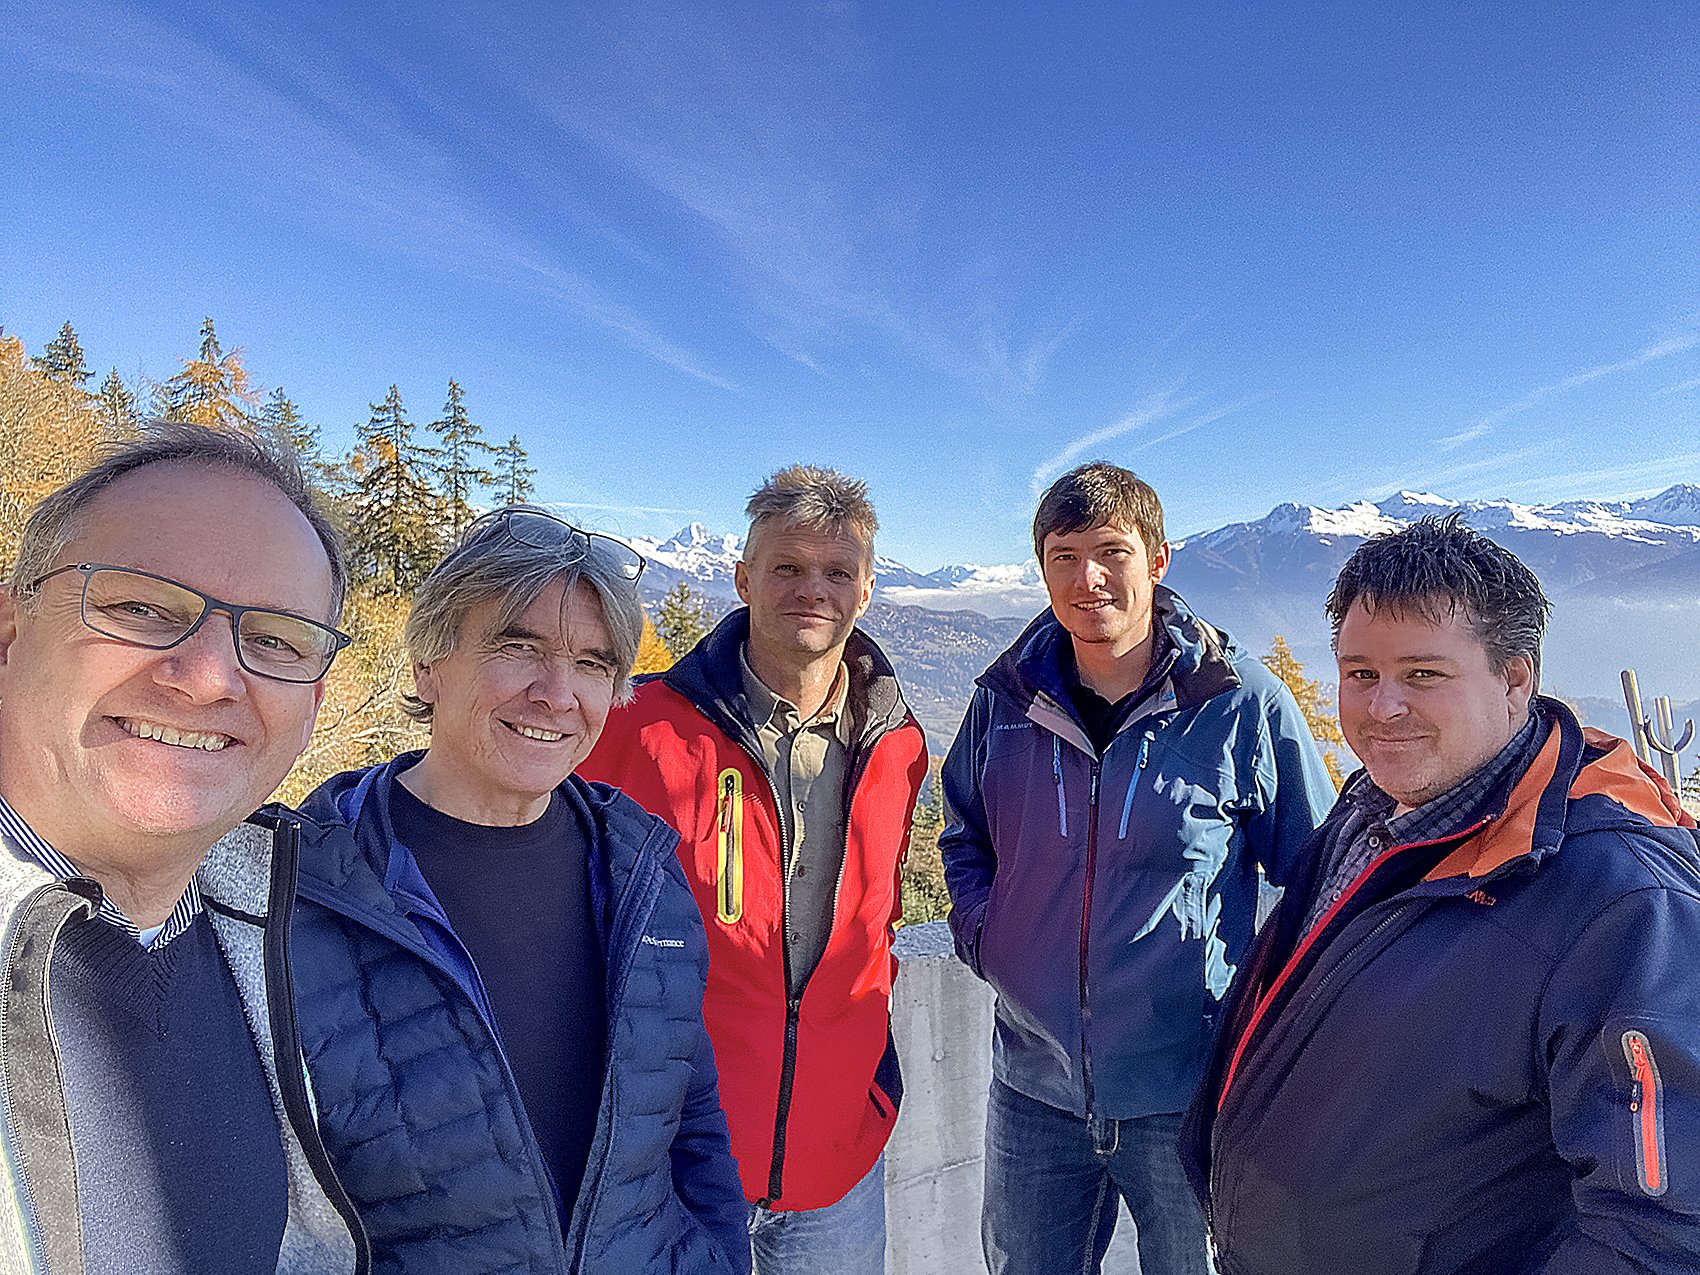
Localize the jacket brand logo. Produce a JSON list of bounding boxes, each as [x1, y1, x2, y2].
[[1465, 889, 1497, 907], [641, 934, 686, 948]]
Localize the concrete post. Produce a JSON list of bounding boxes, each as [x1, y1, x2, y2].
[[886, 921, 1141, 1274]]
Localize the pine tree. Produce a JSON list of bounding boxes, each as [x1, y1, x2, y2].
[[95, 369, 139, 438], [492, 433, 537, 505], [1262, 635, 1346, 787], [259, 386, 325, 465], [347, 384, 444, 593], [631, 614, 675, 675], [900, 757, 951, 923], [655, 581, 714, 658], [152, 317, 260, 431], [31, 322, 91, 389], [1, 334, 105, 573], [427, 379, 496, 537]]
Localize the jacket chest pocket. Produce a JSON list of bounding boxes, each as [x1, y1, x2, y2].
[[714, 768, 743, 924]]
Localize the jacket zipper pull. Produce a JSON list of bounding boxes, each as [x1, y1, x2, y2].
[[1623, 1030, 1666, 1197], [1118, 736, 1151, 839], [715, 768, 744, 923], [1053, 736, 1069, 837]]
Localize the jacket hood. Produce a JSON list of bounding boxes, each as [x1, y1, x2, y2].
[[978, 585, 1242, 717], [1422, 698, 1699, 882], [657, 606, 915, 755]]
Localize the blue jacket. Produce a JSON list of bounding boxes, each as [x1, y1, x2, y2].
[[1184, 702, 1700, 1274], [290, 755, 751, 1275], [940, 589, 1336, 1119]]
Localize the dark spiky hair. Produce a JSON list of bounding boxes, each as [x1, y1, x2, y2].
[[1327, 514, 1550, 680]]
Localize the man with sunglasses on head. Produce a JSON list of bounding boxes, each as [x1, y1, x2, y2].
[[0, 424, 363, 1273], [288, 506, 750, 1274], [581, 465, 928, 1275]]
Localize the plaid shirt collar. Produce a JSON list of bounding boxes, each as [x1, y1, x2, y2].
[[0, 791, 203, 950]]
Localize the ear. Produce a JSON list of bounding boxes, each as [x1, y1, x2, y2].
[[1150, 540, 1173, 583], [1502, 653, 1536, 718], [855, 566, 874, 619], [734, 560, 752, 606], [0, 586, 17, 671], [412, 660, 440, 707]]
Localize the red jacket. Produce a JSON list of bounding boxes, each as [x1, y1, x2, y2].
[[580, 610, 928, 1210]]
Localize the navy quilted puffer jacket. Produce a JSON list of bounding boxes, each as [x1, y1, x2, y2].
[[290, 755, 751, 1275]]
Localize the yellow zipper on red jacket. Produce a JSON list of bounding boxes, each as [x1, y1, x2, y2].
[[715, 768, 744, 924]]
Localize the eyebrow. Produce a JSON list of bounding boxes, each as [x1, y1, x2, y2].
[[1337, 653, 1461, 665]]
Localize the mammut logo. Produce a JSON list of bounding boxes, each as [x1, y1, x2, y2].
[[1465, 889, 1497, 907], [641, 934, 686, 949]]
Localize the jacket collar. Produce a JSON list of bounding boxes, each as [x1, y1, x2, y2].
[[658, 606, 914, 754], [979, 585, 1241, 721], [294, 755, 637, 947], [1414, 697, 1698, 882]]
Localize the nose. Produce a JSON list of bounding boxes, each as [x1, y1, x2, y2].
[[1365, 678, 1409, 721], [528, 658, 581, 713], [154, 613, 246, 702]]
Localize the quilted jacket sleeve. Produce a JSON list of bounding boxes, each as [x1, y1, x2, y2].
[[939, 687, 998, 976], [1537, 867, 1700, 1273]]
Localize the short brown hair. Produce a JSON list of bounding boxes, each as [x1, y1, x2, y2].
[[1032, 461, 1165, 561]]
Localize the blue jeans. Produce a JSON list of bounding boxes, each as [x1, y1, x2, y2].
[[983, 1080, 1211, 1275], [747, 1152, 886, 1274]]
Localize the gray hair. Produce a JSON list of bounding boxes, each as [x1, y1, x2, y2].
[[744, 464, 878, 566], [1327, 514, 1551, 684], [401, 506, 645, 722], [8, 420, 347, 620]]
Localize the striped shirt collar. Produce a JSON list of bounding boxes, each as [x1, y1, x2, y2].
[[0, 791, 203, 950]]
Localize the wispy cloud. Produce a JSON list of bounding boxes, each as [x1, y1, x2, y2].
[[1495, 449, 1700, 505], [981, 314, 1088, 397], [1029, 392, 1188, 496], [1654, 376, 1700, 396], [20, 1, 738, 392], [1132, 398, 1262, 453], [1438, 335, 1700, 450]]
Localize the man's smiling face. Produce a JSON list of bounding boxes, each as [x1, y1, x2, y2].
[[0, 462, 334, 860], [1336, 599, 1533, 814], [409, 576, 618, 824], [1041, 520, 1172, 658]]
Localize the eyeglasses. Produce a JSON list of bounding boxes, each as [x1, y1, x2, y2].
[[469, 508, 647, 581], [28, 563, 352, 685]]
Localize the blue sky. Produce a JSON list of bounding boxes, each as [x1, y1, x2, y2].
[[3, 0, 1696, 570]]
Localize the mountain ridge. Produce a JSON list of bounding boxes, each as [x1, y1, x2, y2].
[[630, 484, 1700, 747]]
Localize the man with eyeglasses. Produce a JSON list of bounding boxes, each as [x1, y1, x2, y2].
[[0, 424, 362, 1273], [287, 506, 750, 1274]]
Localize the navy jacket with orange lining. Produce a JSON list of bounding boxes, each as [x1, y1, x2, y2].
[[579, 609, 927, 1211], [1183, 698, 1700, 1274]]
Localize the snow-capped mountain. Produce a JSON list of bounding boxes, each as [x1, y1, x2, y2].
[[631, 485, 1700, 747], [631, 525, 1021, 601]]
